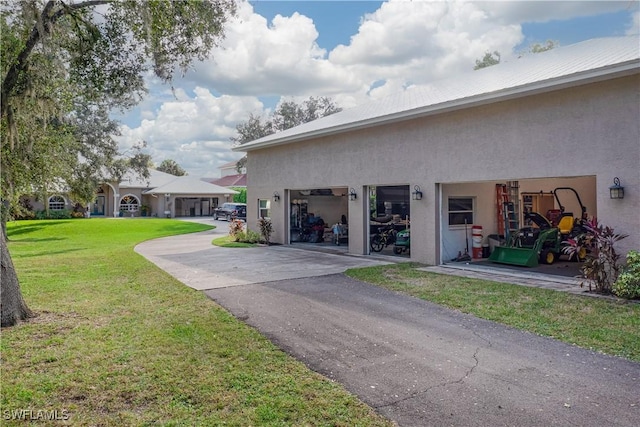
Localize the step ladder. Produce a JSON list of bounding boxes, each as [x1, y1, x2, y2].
[[496, 182, 520, 241]]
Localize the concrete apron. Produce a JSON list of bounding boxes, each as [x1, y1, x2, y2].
[[134, 228, 393, 291], [136, 218, 591, 295]]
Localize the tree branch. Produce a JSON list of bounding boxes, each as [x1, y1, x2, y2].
[[1, 0, 111, 118]]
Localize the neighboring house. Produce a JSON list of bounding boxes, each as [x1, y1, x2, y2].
[[219, 160, 246, 177], [204, 160, 247, 188], [234, 36, 640, 265], [34, 169, 238, 218], [205, 173, 247, 188]]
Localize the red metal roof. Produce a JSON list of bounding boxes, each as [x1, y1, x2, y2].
[[206, 174, 247, 187]]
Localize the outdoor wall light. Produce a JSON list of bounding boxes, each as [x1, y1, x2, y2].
[[273, 191, 280, 202], [348, 188, 357, 201], [412, 185, 423, 201], [609, 177, 625, 199]]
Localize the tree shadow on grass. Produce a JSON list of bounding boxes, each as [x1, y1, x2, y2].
[[14, 247, 86, 258], [7, 221, 67, 238]]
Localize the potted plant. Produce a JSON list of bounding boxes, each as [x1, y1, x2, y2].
[[140, 205, 150, 217]]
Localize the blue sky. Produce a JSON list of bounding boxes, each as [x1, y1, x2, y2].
[[115, 1, 639, 177]]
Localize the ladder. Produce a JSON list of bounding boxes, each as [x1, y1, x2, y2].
[[496, 182, 520, 241]]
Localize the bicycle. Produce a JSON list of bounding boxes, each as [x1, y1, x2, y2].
[[370, 224, 398, 252]]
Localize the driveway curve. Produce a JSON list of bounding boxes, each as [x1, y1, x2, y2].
[[136, 219, 640, 427]]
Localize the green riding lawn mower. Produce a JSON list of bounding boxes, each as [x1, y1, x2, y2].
[[489, 187, 590, 268]]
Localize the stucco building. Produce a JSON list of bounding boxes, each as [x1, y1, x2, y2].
[[235, 36, 639, 265]]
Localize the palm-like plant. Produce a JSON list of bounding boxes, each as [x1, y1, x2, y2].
[[562, 218, 628, 294]]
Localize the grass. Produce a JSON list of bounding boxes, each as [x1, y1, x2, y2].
[[346, 263, 640, 362], [212, 235, 256, 248], [1, 219, 392, 426]]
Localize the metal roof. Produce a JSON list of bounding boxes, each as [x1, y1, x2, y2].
[[235, 36, 639, 152], [143, 175, 238, 196]]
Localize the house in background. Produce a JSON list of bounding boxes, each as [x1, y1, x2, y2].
[[205, 160, 247, 188], [35, 169, 237, 218], [234, 36, 639, 265]]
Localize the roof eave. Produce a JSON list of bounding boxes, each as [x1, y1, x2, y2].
[[234, 60, 639, 153]]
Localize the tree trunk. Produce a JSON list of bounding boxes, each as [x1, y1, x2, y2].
[[1, 225, 34, 327]]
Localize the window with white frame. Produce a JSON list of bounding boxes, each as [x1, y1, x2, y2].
[[448, 197, 474, 227], [258, 199, 271, 219], [120, 195, 140, 212], [48, 195, 66, 211]]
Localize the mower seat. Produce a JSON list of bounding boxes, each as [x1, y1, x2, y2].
[[557, 215, 575, 236]]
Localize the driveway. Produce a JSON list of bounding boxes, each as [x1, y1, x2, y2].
[[136, 220, 640, 427]]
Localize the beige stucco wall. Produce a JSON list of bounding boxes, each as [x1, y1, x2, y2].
[[246, 75, 640, 264]]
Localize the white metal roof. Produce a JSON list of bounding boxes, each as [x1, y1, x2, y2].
[[235, 36, 639, 152], [143, 175, 238, 196]]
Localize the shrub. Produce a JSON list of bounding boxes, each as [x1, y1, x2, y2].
[[228, 219, 244, 237], [34, 209, 72, 220], [562, 218, 628, 294], [258, 218, 273, 245], [234, 229, 262, 244], [613, 250, 640, 299]]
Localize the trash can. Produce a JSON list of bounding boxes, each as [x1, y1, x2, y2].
[[482, 244, 491, 258]]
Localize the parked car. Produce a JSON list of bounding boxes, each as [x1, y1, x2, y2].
[[213, 203, 246, 221]]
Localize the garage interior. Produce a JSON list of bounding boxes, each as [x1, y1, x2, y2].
[[442, 175, 595, 277]]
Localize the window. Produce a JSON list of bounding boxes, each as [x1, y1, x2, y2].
[[48, 195, 66, 211], [120, 195, 140, 212], [448, 197, 474, 226], [258, 199, 271, 219]]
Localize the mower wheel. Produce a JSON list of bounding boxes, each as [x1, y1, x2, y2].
[[393, 247, 403, 255], [540, 249, 556, 265]]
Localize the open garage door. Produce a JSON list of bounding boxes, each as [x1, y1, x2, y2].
[[368, 185, 411, 257], [440, 176, 596, 275], [289, 188, 349, 245]]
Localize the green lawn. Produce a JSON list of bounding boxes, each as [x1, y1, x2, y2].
[[346, 263, 640, 362], [2, 219, 391, 426]]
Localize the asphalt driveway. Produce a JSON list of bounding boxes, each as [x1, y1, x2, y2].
[[137, 220, 640, 426]]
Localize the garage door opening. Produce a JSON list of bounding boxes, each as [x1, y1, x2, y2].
[[289, 188, 349, 245], [368, 185, 411, 257], [440, 176, 596, 277]]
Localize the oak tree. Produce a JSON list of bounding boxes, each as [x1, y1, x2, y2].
[[1, 0, 236, 327]]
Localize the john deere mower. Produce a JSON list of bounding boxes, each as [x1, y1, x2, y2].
[[489, 211, 562, 267]]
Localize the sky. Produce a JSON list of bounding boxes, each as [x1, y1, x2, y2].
[[113, 0, 640, 178]]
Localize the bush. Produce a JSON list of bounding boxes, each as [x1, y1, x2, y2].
[[234, 229, 262, 244], [562, 218, 628, 294], [613, 250, 640, 299], [258, 218, 273, 245], [228, 219, 245, 237], [34, 209, 72, 220]]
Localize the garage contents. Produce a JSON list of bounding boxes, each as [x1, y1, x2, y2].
[[332, 215, 348, 245], [472, 225, 483, 259], [552, 187, 589, 242], [489, 211, 562, 267], [370, 223, 398, 252], [452, 220, 472, 262], [393, 228, 410, 254]]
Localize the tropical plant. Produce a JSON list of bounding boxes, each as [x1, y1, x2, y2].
[[563, 218, 628, 294], [258, 218, 273, 245], [228, 219, 244, 239], [613, 250, 640, 299]]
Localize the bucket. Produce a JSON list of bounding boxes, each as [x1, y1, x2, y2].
[[472, 225, 483, 259]]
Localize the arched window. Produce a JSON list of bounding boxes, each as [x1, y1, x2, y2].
[[119, 195, 140, 212], [48, 195, 66, 211]]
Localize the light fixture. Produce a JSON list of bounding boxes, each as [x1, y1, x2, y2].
[[609, 177, 625, 199], [412, 185, 423, 201], [348, 188, 357, 201], [273, 191, 280, 202]]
